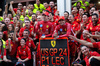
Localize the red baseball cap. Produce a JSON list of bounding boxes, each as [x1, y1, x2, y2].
[[42, 12, 49, 16], [58, 16, 65, 21]]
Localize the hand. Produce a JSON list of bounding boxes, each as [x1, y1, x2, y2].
[[1, 24, 5, 28], [36, 42, 39, 46], [75, 57, 81, 61], [18, 59, 23, 62], [53, 32, 58, 37], [54, 36, 59, 40], [4, 59, 11, 62], [10, 1, 14, 5], [69, 35, 77, 40], [15, 27, 19, 32], [23, 6, 26, 10], [5, 3, 8, 8], [40, 36, 46, 38], [8, 38, 11, 42], [74, 63, 83, 66]]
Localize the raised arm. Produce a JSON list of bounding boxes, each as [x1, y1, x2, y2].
[[69, 35, 93, 48]]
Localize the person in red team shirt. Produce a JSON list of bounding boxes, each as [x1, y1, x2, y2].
[[74, 46, 100, 66], [5, 31, 18, 66], [86, 13, 100, 35], [19, 19, 35, 38], [46, 1, 57, 14], [35, 12, 54, 39], [68, 14, 80, 34], [52, 16, 71, 39], [68, 14, 80, 63], [16, 38, 31, 66]]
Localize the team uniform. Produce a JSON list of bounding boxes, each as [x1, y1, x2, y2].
[[35, 21, 54, 38], [52, 22, 71, 37], [16, 45, 31, 66], [19, 26, 34, 38]]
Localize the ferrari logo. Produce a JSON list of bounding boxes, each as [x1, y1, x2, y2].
[[51, 40, 56, 47], [46, 25, 49, 28], [31, 28, 33, 30], [90, 27, 92, 30]]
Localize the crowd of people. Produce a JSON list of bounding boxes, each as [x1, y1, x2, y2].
[[0, 0, 100, 66]]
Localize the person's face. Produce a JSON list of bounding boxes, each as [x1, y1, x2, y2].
[[68, 15, 74, 22], [81, 46, 89, 56], [8, 14, 12, 19], [25, 21, 30, 28], [9, 33, 14, 40], [89, 3, 94, 8], [36, 11, 41, 16], [43, 3, 48, 8], [32, 15, 36, 21], [91, 8, 96, 13], [82, 15, 88, 22], [92, 15, 98, 25], [59, 20, 65, 26], [79, 8, 84, 15], [50, 2, 54, 8], [20, 39, 26, 47], [30, 5, 34, 10], [77, 2, 81, 6], [8, 24, 13, 31], [5, 18, 10, 25], [18, 3, 22, 9], [37, 16, 42, 21], [23, 31, 29, 39], [49, 13, 53, 19], [64, 12, 69, 19], [42, 15, 48, 21], [13, 17, 17, 23], [28, 10, 32, 16], [36, 0, 40, 5], [72, 7, 78, 13], [17, 10, 21, 15], [0, 32, 3, 39]]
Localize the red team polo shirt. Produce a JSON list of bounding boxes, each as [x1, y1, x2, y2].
[[18, 37, 36, 49], [84, 51, 100, 66], [35, 21, 54, 38], [16, 46, 31, 59], [19, 26, 34, 38], [52, 22, 71, 37], [6, 40, 18, 57], [86, 22, 100, 34]]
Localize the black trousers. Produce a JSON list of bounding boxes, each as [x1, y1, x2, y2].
[[79, 60, 86, 66], [90, 58, 100, 66], [4, 55, 18, 66]]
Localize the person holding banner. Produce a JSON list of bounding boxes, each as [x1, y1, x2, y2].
[[52, 16, 71, 39]]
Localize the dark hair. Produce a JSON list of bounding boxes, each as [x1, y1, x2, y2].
[[24, 29, 30, 34], [25, 19, 30, 23], [43, 1, 48, 4], [83, 13, 88, 17], [21, 38, 26, 42], [1, 21, 8, 32], [64, 11, 69, 15], [9, 31, 14, 34], [92, 13, 99, 18], [49, 12, 54, 16], [91, 7, 97, 10]]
